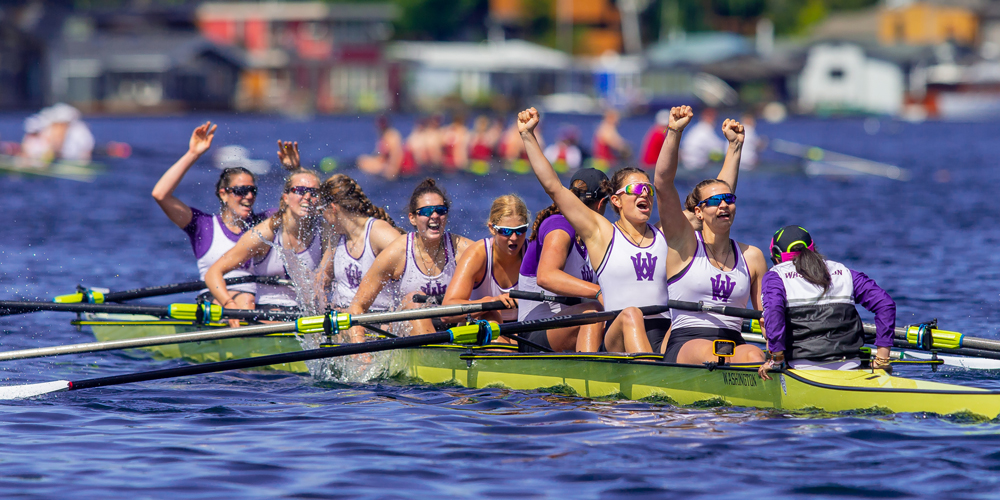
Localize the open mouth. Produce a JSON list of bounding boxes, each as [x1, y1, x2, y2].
[[635, 198, 651, 213], [716, 209, 732, 221], [426, 220, 442, 233]]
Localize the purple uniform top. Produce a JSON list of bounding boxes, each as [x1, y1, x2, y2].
[[520, 215, 586, 277], [761, 267, 895, 353], [182, 207, 272, 286]]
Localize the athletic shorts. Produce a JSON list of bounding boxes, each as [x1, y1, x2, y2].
[[662, 327, 744, 363], [599, 317, 671, 353], [516, 330, 553, 352]]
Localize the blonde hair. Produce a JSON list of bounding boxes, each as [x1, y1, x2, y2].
[[486, 194, 529, 229], [269, 168, 322, 232]]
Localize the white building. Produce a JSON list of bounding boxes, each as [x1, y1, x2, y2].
[[798, 44, 903, 115]]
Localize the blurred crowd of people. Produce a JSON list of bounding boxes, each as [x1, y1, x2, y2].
[[1, 103, 95, 164]]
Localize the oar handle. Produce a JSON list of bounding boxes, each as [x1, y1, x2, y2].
[[667, 300, 762, 320], [412, 294, 444, 304], [508, 290, 583, 305]]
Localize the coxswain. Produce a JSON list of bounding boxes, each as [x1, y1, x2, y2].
[[316, 174, 404, 312], [347, 178, 473, 340], [357, 115, 405, 180], [758, 226, 896, 379], [520, 107, 669, 353], [655, 106, 767, 365], [206, 157, 324, 318], [517, 168, 609, 352], [442, 195, 528, 324], [152, 121, 267, 309]]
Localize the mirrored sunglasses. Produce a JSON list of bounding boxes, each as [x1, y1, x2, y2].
[[225, 185, 257, 197], [492, 224, 528, 237], [697, 193, 736, 207], [615, 182, 655, 197], [286, 186, 319, 197], [414, 205, 449, 217]]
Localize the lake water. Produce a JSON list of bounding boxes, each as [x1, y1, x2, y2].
[[1, 113, 1000, 498]]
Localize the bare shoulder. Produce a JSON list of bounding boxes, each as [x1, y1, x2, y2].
[[452, 234, 475, 256], [738, 242, 768, 270]]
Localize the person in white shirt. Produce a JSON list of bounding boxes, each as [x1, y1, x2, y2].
[[679, 108, 726, 170]]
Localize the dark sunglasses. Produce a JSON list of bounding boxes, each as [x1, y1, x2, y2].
[[225, 185, 257, 197], [493, 224, 528, 237], [286, 186, 319, 197], [414, 205, 449, 217], [698, 193, 736, 207]]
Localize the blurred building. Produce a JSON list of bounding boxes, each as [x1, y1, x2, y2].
[[196, 2, 399, 113], [879, 2, 978, 47], [488, 0, 624, 56], [798, 44, 904, 115], [0, 18, 44, 110]]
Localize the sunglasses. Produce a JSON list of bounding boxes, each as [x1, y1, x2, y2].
[[492, 224, 528, 237], [225, 185, 257, 197], [414, 205, 449, 217], [286, 186, 319, 197], [615, 182, 655, 197], [697, 193, 737, 207]]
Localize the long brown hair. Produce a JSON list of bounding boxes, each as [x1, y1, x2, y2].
[[407, 178, 451, 215], [320, 174, 402, 233], [792, 245, 832, 294], [215, 167, 256, 209]]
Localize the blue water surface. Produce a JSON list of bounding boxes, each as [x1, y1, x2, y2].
[[1, 113, 1000, 498]]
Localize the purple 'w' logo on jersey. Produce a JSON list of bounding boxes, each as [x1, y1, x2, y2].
[[630, 252, 657, 281], [345, 263, 363, 289], [421, 281, 447, 296], [710, 274, 736, 302], [581, 264, 594, 283]]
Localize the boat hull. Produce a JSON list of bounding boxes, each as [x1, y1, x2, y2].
[[404, 348, 1000, 418], [77, 314, 308, 373]]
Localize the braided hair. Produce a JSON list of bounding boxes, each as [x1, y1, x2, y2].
[[320, 174, 402, 233]]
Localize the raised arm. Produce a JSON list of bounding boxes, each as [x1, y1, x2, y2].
[[717, 119, 745, 192], [205, 220, 274, 308], [152, 122, 216, 228], [653, 106, 698, 251], [277, 140, 300, 170], [519, 108, 606, 243]]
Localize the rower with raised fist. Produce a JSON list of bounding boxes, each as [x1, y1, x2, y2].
[[655, 106, 768, 365], [758, 226, 896, 379], [520, 107, 670, 353]]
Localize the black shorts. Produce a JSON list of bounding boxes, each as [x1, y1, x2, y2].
[[599, 317, 671, 353], [516, 330, 553, 352], [662, 327, 744, 363]]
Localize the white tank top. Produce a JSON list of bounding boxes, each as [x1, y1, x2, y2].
[[469, 238, 518, 321], [595, 223, 670, 320], [331, 218, 398, 311], [668, 232, 752, 331], [197, 215, 256, 295], [398, 232, 457, 298], [253, 228, 323, 307], [518, 239, 594, 321]]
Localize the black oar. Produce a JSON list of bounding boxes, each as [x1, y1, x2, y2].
[[0, 301, 300, 322], [0, 304, 670, 399], [50, 276, 290, 304], [0, 301, 510, 363], [510, 290, 763, 320]]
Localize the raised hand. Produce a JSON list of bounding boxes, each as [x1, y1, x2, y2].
[[277, 140, 300, 170], [669, 106, 693, 132], [517, 107, 540, 134], [721, 119, 745, 145], [189, 121, 217, 156]]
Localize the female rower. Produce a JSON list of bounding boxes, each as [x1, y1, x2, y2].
[[316, 174, 404, 311], [441, 195, 527, 324], [517, 168, 609, 352], [758, 226, 895, 379], [654, 106, 767, 365], [152, 121, 265, 307], [347, 178, 473, 340], [206, 163, 324, 316], [520, 107, 669, 353]]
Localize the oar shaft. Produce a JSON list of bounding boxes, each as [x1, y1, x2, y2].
[[68, 332, 454, 391], [101, 276, 283, 302], [0, 301, 298, 321], [0, 322, 296, 362], [349, 301, 506, 325]]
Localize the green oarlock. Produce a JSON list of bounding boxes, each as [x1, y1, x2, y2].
[[906, 326, 963, 350], [449, 321, 499, 345], [169, 303, 222, 322], [296, 313, 351, 335], [749, 320, 762, 334]]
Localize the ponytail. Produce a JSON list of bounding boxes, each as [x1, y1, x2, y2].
[[791, 245, 831, 294], [529, 177, 610, 242]]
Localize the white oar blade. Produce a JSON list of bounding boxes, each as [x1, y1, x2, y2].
[[0, 380, 71, 400]]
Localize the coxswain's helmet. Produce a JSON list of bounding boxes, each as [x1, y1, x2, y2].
[[769, 225, 815, 264]]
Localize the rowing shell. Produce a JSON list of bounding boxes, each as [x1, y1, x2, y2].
[[76, 314, 309, 372], [404, 346, 1000, 418]]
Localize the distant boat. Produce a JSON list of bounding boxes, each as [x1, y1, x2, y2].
[[0, 155, 104, 183]]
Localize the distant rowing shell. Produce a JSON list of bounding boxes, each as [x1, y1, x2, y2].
[[0, 155, 104, 183]]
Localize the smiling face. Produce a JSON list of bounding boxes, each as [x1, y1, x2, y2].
[[408, 193, 448, 243], [490, 214, 528, 258], [219, 172, 256, 220], [610, 172, 654, 224], [693, 182, 736, 232], [282, 173, 321, 220]]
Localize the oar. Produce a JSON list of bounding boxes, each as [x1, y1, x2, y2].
[[0, 301, 301, 322], [509, 290, 763, 320], [771, 139, 912, 181], [508, 290, 583, 305], [50, 276, 291, 304], [0, 301, 510, 363], [0, 304, 670, 399]]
